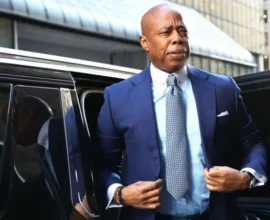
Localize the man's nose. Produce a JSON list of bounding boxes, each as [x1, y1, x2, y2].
[[171, 30, 184, 44]]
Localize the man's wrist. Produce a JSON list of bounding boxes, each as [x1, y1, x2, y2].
[[113, 187, 121, 204], [119, 186, 127, 206], [241, 172, 254, 190], [114, 186, 127, 206]]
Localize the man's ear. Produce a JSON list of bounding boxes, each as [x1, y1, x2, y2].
[[140, 35, 149, 52]]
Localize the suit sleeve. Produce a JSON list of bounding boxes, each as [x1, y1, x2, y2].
[[230, 77, 268, 179], [96, 87, 125, 206]]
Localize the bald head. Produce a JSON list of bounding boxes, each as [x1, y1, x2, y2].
[[139, 3, 190, 73], [141, 4, 183, 36]]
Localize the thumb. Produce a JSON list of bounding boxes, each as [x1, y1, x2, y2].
[[155, 179, 163, 187]]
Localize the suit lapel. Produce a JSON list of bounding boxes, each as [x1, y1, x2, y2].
[[128, 65, 216, 174], [129, 67, 160, 178], [188, 65, 216, 168]]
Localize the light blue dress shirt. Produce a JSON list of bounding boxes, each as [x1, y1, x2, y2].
[[150, 64, 209, 217]]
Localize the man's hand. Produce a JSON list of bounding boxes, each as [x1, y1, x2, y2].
[[204, 166, 252, 192], [120, 179, 162, 209], [73, 196, 93, 220], [74, 203, 91, 220]]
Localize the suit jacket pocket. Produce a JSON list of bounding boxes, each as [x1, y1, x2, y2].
[[216, 114, 230, 124]]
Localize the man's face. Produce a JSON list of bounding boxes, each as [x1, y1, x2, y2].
[[140, 9, 190, 73]]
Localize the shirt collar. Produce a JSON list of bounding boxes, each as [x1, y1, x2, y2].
[[150, 63, 188, 88]]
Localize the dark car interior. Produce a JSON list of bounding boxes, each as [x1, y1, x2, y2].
[[235, 81, 270, 219], [240, 89, 270, 198]]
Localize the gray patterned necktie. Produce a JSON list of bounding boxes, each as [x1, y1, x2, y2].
[[166, 74, 189, 200]]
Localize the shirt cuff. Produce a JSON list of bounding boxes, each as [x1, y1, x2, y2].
[[106, 183, 123, 209], [241, 167, 267, 187]]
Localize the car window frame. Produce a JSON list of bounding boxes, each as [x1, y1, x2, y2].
[[0, 83, 12, 209]]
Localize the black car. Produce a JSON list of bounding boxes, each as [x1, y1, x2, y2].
[[0, 47, 269, 220]]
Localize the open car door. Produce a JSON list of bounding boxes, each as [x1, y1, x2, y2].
[[235, 71, 270, 220]]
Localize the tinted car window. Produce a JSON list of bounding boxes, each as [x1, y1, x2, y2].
[[4, 86, 68, 220], [2, 85, 94, 220]]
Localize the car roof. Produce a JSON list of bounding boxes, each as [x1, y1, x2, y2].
[[0, 47, 140, 80]]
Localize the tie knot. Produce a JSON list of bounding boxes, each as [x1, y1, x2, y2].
[[166, 74, 177, 87]]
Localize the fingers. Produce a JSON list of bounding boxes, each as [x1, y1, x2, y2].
[[205, 166, 229, 179], [204, 167, 238, 192], [205, 177, 219, 187], [203, 168, 209, 178], [140, 179, 163, 193], [206, 184, 220, 192], [144, 195, 160, 204], [134, 179, 162, 210], [206, 180, 228, 192], [208, 167, 223, 177], [144, 202, 161, 209], [155, 179, 163, 188], [204, 168, 222, 191], [143, 187, 162, 200], [124, 179, 162, 210], [204, 169, 217, 182], [205, 171, 221, 191]]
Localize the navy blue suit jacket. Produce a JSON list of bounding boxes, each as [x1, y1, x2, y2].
[[97, 65, 267, 220]]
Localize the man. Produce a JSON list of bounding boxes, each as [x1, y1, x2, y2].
[[97, 4, 267, 220]]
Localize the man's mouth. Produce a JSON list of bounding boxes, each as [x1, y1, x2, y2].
[[167, 50, 186, 59], [168, 50, 186, 55]]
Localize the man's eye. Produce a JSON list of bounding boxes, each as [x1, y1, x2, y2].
[[161, 31, 170, 35], [179, 30, 188, 37]]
